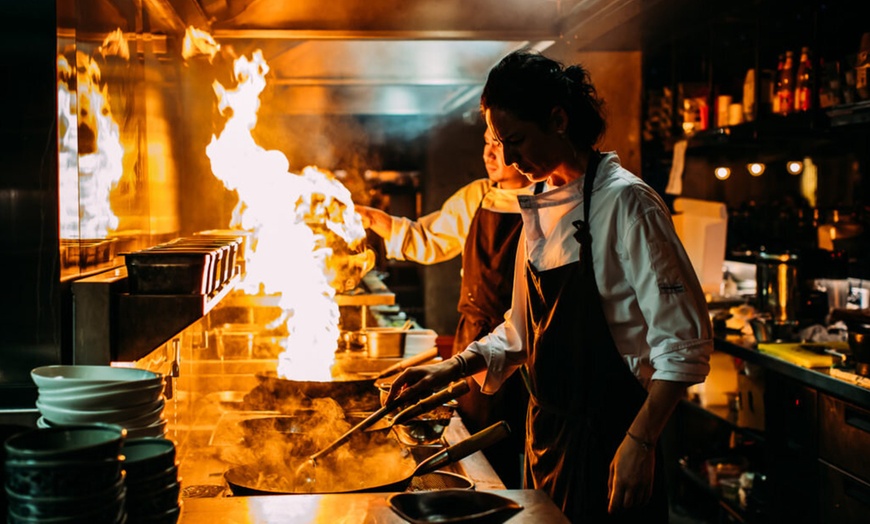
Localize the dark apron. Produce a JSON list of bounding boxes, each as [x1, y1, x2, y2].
[[452, 200, 527, 489], [523, 153, 669, 522]]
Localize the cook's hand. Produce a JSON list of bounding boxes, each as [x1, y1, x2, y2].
[[607, 433, 656, 514], [384, 358, 461, 406], [356, 206, 391, 237]]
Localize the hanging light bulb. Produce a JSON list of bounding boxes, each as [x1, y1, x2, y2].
[[714, 166, 731, 180], [747, 163, 766, 176], [786, 160, 804, 175]]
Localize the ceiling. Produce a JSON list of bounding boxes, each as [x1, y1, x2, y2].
[[70, 0, 653, 116]]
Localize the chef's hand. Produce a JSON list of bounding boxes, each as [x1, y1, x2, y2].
[[356, 206, 392, 238], [384, 357, 462, 406], [607, 432, 656, 514]]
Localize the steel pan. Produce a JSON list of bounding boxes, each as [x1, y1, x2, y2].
[[247, 372, 380, 412], [224, 421, 510, 495]]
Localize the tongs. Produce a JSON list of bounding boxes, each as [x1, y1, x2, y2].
[[378, 378, 469, 430]]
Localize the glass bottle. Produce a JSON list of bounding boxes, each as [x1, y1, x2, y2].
[[772, 54, 784, 114], [794, 46, 813, 111], [778, 51, 795, 115]]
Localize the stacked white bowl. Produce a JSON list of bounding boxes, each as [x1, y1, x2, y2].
[[31, 366, 167, 439]]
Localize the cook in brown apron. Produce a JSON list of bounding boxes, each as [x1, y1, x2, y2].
[[450, 193, 528, 489], [522, 152, 669, 522]]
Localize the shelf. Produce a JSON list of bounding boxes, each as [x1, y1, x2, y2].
[[678, 462, 747, 523], [681, 399, 766, 443]]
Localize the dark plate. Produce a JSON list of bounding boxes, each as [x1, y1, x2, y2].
[[388, 489, 523, 524]]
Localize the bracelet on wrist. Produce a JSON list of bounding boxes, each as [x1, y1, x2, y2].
[[626, 430, 655, 452]]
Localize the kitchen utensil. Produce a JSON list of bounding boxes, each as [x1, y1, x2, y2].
[[407, 470, 474, 492], [386, 379, 469, 428], [388, 489, 523, 524], [4, 424, 126, 462], [302, 383, 433, 467], [376, 347, 440, 380], [224, 420, 510, 495], [250, 372, 380, 412], [756, 342, 844, 368]]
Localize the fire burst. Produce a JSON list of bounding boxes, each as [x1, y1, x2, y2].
[[196, 30, 372, 381]]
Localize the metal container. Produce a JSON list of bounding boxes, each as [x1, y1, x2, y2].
[[755, 251, 801, 326], [364, 328, 408, 358]]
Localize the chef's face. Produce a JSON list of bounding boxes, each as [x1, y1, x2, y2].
[[483, 128, 527, 189], [485, 107, 562, 183]]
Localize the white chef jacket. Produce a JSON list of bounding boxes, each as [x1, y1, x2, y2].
[[384, 179, 535, 264], [465, 152, 713, 394]]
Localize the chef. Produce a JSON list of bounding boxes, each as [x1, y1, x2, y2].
[[386, 50, 713, 522], [356, 127, 534, 488]]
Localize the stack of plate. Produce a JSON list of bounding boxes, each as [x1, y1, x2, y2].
[[122, 438, 181, 524], [3, 424, 127, 524], [31, 365, 167, 439]]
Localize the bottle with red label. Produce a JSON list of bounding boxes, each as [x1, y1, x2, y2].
[[777, 50, 795, 115], [794, 46, 813, 111]]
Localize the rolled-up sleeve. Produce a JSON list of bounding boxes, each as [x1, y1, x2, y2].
[[383, 181, 487, 264], [622, 199, 713, 385]]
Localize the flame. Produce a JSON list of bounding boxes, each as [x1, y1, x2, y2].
[[202, 36, 372, 381], [57, 42, 125, 240], [182, 26, 221, 62]]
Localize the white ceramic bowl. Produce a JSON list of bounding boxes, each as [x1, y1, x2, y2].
[[38, 383, 164, 411], [31, 366, 163, 392], [126, 419, 168, 439], [37, 398, 165, 427]]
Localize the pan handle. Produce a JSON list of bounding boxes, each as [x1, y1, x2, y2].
[[390, 379, 470, 427], [413, 421, 511, 477], [376, 347, 440, 380]]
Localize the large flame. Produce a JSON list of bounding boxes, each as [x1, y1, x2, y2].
[[196, 28, 372, 381], [57, 38, 125, 240]]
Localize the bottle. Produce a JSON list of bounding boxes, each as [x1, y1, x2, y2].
[[772, 54, 784, 114], [794, 46, 813, 111], [777, 51, 795, 115]]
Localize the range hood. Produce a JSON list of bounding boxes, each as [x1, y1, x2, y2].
[[69, 0, 652, 116]]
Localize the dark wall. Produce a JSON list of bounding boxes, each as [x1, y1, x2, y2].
[[0, 1, 62, 408], [422, 116, 489, 336]]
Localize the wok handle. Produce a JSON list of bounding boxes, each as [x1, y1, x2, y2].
[[375, 347, 440, 380], [414, 421, 511, 477], [391, 379, 470, 427]]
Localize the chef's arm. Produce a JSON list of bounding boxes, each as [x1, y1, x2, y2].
[[627, 379, 687, 446], [608, 379, 689, 513], [356, 206, 392, 239]]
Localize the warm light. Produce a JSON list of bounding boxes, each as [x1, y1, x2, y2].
[[714, 167, 731, 180], [57, 44, 125, 240], [786, 160, 804, 175], [747, 163, 765, 176], [201, 40, 373, 381]]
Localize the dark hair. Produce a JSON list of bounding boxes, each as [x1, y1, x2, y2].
[[480, 50, 606, 149]]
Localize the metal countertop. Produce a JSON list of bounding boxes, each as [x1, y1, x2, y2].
[[177, 488, 569, 523]]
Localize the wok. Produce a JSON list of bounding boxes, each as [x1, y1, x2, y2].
[[247, 371, 379, 412], [224, 421, 510, 496]]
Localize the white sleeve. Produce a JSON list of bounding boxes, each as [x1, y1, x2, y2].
[[463, 230, 529, 394], [622, 197, 713, 384], [383, 180, 486, 264]]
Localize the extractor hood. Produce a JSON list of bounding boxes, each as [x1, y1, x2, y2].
[[66, 0, 652, 115]]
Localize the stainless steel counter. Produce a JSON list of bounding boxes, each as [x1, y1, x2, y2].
[[178, 489, 569, 523]]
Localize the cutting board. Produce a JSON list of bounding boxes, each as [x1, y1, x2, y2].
[[757, 342, 848, 368]]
